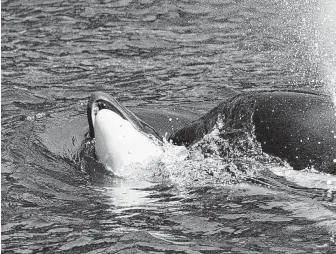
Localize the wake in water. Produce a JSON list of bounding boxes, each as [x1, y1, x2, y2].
[[80, 89, 335, 187], [159, 120, 287, 187], [78, 105, 287, 187]]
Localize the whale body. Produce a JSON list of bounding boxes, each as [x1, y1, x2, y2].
[[169, 90, 336, 173], [87, 90, 336, 174], [87, 92, 163, 175]]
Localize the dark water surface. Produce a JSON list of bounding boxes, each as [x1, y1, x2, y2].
[[2, 0, 336, 253]]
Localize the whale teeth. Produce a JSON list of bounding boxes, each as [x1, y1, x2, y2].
[[93, 104, 99, 116]]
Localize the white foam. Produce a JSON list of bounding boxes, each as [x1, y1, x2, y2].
[[270, 166, 336, 191]]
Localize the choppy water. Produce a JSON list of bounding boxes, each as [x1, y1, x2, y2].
[[2, 0, 336, 253]]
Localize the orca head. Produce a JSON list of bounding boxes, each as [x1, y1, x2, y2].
[[87, 92, 163, 174], [87, 92, 162, 141]]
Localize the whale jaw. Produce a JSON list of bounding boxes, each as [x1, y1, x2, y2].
[[94, 109, 163, 175]]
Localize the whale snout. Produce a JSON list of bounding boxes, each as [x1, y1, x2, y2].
[[87, 92, 162, 141], [94, 109, 163, 174], [86, 93, 163, 175]]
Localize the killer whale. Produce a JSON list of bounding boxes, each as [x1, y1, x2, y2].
[[87, 90, 336, 174], [169, 90, 336, 173], [87, 92, 163, 174]]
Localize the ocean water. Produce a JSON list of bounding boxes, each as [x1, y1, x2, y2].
[[2, 0, 336, 253]]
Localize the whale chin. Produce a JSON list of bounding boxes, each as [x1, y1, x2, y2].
[[94, 109, 163, 175]]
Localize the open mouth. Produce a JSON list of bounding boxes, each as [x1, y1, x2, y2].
[[87, 92, 162, 141], [92, 99, 126, 121], [87, 93, 128, 139]]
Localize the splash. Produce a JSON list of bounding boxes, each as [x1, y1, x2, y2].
[[157, 114, 287, 187], [284, 0, 336, 103], [314, 0, 336, 104], [79, 107, 288, 186]]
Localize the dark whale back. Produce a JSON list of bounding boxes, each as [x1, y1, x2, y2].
[[169, 91, 336, 173]]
